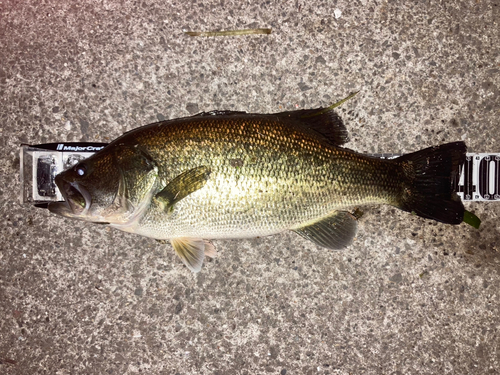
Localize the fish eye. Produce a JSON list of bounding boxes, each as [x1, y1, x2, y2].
[[75, 163, 87, 176]]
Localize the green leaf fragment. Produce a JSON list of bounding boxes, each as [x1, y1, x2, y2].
[[301, 91, 359, 118], [419, 270, 429, 279], [463, 210, 481, 229]]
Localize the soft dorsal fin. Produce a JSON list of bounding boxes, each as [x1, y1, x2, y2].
[[274, 107, 349, 146], [274, 92, 358, 146], [292, 210, 358, 250]]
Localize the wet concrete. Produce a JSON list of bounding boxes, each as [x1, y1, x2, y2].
[[1, 0, 499, 374]]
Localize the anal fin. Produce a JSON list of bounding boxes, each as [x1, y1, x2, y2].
[[292, 211, 358, 250]]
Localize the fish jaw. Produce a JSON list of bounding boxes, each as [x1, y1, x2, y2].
[[48, 175, 94, 219], [48, 171, 123, 224], [48, 200, 80, 219], [58, 175, 91, 214]]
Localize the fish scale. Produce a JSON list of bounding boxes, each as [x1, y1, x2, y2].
[[119, 114, 403, 240]]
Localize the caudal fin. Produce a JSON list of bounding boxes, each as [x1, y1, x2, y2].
[[396, 142, 466, 224]]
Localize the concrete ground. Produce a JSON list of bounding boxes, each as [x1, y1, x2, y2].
[[1, 0, 499, 374]]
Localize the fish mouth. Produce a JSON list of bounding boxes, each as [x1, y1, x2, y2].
[[48, 176, 91, 217]]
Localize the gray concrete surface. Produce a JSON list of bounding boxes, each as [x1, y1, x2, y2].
[[1, 0, 499, 374]]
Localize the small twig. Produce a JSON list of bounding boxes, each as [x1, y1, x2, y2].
[[0, 357, 18, 365], [184, 28, 272, 37]]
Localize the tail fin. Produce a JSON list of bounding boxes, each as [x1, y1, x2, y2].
[[396, 142, 466, 224]]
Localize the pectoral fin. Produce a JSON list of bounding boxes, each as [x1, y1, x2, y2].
[[156, 166, 211, 212], [292, 211, 358, 250]]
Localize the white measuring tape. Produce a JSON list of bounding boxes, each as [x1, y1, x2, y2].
[[459, 154, 500, 201], [373, 153, 500, 202], [20, 144, 500, 204]]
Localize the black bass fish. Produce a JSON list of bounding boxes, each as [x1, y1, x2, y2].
[[48, 102, 466, 272]]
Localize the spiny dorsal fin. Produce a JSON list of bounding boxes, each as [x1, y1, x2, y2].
[[292, 210, 358, 250], [191, 110, 247, 117]]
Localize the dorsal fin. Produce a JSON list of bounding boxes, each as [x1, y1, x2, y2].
[[274, 92, 358, 146], [274, 107, 349, 146], [191, 110, 247, 117], [166, 93, 356, 147], [188, 107, 350, 146]]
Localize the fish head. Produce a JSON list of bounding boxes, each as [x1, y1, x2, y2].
[[48, 145, 158, 225]]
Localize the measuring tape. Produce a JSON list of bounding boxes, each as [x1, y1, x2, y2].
[[20, 143, 500, 204], [373, 153, 500, 202], [459, 154, 500, 201]]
